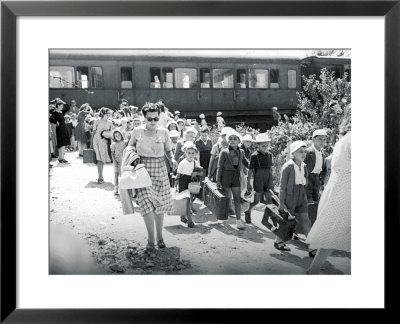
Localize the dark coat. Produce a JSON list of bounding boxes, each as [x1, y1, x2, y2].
[[304, 146, 326, 182], [49, 105, 71, 148], [279, 161, 308, 211]]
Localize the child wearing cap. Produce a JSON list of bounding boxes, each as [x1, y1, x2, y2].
[[207, 127, 232, 182], [216, 130, 249, 230], [304, 129, 328, 204], [275, 140, 311, 251], [195, 127, 212, 175], [245, 133, 274, 224], [110, 130, 128, 196], [174, 126, 198, 162], [216, 112, 225, 130], [176, 141, 202, 228]]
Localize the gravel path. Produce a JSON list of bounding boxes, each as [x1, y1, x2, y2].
[[49, 151, 351, 275]]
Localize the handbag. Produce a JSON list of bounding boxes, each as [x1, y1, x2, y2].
[[167, 187, 190, 216], [119, 164, 152, 189], [188, 177, 201, 194]]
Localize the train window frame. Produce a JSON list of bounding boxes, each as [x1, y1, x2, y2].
[[270, 69, 280, 88], [89, 66, 103, 89], [200, 68, 211, 88], [76, 66, 89, 89], [174, 68, 198, 89], [288, 69, 297, 89], [49, 66, 75, 88], [162, 67, 174, 88], [212, 68, 234, 89], [236, 69, 247, 88], [120, 66, 133, 89], [150, 67, 161, 88], [249, 68, 269, 89]]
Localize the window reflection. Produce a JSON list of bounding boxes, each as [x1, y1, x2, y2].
[[162, 68, 174, 88], [121, 67, 133, 88], [270, 69, 279, 88], [49, 66, 75, 88], [213, 69, 234, 88], [90, 67, 103, 88], [200, 68, 211, 88], [175, 68, 197, 88], [249, 69, 268, 88], [236, 69, 246, 88]]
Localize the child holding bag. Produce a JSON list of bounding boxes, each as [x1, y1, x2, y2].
[[176, 141, 202, 228]]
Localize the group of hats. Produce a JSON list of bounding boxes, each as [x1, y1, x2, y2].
[[289, 129, 328, 155]]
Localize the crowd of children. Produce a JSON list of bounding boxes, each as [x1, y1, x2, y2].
[[50, 98, 335, 254]]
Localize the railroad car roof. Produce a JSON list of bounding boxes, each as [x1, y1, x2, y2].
[[302, 55, 351, 61], [49, 49, 301, 63]]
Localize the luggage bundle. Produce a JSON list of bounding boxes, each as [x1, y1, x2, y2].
[[202, 179, 230, 220], [83, 148, 96, 165], [261, 190, 296, 242]]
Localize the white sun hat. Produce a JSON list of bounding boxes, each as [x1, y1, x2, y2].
[[289, 140, 307, 157], [182, 141, 198, 152], [184, 126, 198, 135], [254, 133, 271, 143], [220, 126, 234, 136], [226, 129, 242, 142], [312, 129, 328, 137], [168, 130, 181, 138], [242, 134, 254, 142]]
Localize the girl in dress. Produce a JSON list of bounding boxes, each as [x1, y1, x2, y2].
[[92, 107, 113, 183], [110, 130, 128, 196], [176, 142, 202, 228]]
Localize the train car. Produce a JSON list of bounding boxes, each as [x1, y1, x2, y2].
[[301, 55, 351, 81], [49, 50, 301, 130]]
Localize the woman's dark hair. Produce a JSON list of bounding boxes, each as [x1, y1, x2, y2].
[[99, 107, 112, 118], [157, 101, 166, 112], [141, 102, 160, 117]]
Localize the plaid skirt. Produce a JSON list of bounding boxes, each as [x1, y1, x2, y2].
[[136, 157, 173, 215]]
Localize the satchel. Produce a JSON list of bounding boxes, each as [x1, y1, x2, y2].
[[119, 164, 152, 189]]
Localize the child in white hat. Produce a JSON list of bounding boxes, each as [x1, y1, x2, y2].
[[275, 140, 310, 251], [216, 130, 249, 230], [176, 141, 202, 228], [245, 133, 274, 224], [174, 126, 198, 162]]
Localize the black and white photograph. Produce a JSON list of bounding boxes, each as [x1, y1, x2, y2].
[[48, 49, 351, 275]]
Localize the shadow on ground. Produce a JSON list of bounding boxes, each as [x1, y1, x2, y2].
[[85, 181, 115, 191]]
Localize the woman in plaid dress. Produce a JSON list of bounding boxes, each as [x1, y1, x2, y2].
[[128, 103, 177, 253]]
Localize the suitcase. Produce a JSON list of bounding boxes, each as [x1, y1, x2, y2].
[[202, 179, 229, 220], [83, 148, 97, 165], [261, 204, 296, 242]]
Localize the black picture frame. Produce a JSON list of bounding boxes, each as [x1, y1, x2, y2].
[[1, 0, 398, 322]]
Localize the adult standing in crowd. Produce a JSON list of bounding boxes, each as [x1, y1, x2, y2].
[[49, 99, 70, 163], [305, 107, 351, 274], [49, 104, 58, 158], [128, 102, 177, 253], [75, 103, 93, 156], [70, 99, 79, 115], [92, 107, 113, 184], [272, 107, 281, 126]]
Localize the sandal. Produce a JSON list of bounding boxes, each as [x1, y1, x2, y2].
[[187, 221, 195, 228], [157, 240, 166, 249], [274, 242, 291, 251], [145, 242, 156, 253], [180, 216, 188, 224], [97, 179, 104, 184]]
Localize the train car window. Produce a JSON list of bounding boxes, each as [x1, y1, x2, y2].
[[49, 66, 75, 88], [90, 67, 103, 88], [150, 68, 161, 88], [121, 67, 133, 88], [213, 69, 234, 88], [175, 68, 197, 88], [200, 68, 211, 88], [76, 66, 89, 89], [249, 69, 268, 88], [236, 69, 247, 88], [288, 70, 296, 88], [270, 69, 279, 88], [162, 68, 174, 88]]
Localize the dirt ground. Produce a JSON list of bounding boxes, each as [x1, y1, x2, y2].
[[49, 151, 351, 275]]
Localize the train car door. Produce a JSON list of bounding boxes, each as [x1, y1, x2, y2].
[[234, 64, 249, 114], [211, 63, 235, 114], [118, 62, 135, 107], [198, 65, 212, 115], [247, 64, 271, 111]]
